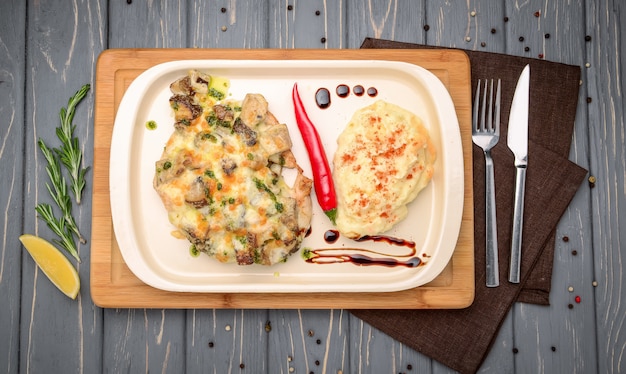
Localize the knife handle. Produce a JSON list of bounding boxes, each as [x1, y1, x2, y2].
[[509, 166, 527, 283], [485, 154, 499, 287]]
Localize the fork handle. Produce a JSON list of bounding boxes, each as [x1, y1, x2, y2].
[[509, 166, 527, 283], [485, 152, 499, 287]]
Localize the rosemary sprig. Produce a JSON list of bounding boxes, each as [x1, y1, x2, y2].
[[38, 139, 85, 244], [34, 204, 80, 262], [55, 84, 90, 204]]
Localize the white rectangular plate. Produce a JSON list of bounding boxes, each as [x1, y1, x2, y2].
[[109, 59, 464, 293]]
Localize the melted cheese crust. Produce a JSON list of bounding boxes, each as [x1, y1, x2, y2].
[[333, 100, 436, 238], [154, 75, 312, 265]]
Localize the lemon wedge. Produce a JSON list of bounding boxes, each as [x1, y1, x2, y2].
[[19, 234, 80, 299]]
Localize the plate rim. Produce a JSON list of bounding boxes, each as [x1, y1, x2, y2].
[[108, 58, 465, 293]]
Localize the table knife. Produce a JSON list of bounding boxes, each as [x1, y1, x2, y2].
[[507, 64, 530, 283]]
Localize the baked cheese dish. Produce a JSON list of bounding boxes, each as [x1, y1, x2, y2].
[[154, 70, 313, 265], [333, 100, 436, 239]]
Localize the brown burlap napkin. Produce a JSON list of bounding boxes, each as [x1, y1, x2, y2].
[[352, 38, 588, 374]]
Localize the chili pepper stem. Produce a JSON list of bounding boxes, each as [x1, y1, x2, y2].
[[324, 208, 337, 225]]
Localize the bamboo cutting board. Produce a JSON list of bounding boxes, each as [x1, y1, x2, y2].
[[91, 49, 474, 309]]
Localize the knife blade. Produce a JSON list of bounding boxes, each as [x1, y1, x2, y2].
[[507, 64, 530, 284]]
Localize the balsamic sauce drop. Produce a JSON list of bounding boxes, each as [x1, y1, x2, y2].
[[336, 84, 350, 98], [324, 230, 340, 244], [315, 88, 331, 109], [367, 87, 378, 97]]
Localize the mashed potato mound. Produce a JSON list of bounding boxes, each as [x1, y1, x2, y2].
[[333, 100, 436, 239]]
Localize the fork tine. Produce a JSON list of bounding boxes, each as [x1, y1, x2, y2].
[[480, 80, 488, 131], [487, 79, 494, 131], [494, 79, 501, 135]]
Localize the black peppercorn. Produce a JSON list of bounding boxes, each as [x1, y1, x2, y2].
[[320, 37, 326, 43], [551, 346, 556, 352], [587, 97, 592, 103], [572, 250, 578, 256], [287, 4, 293, 11], [221, 7, 226, 13], [315, 10, 320, 16], [568, 303, 574, 309], [525, 46, 530, 52], [519, 36, 525, 42], [316, 339, 321, 344], [423, 24, 430, 31], [481, 42, 486, 47], [504, 16, 509, 22], [512, 348, 519, 354], [545, 33, 550, 39], [491, 28, 496, 34], [585, 35, 592, 41], [208, 341, 214, 348]]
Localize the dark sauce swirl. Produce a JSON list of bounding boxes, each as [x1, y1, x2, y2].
[[308, 232, 423, 268]]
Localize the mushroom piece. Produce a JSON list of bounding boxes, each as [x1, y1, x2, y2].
[[279, 197, 299, 232], [232, 117, 257, 146], [169, 94, 202, 129], [237, 232, 258, 265], [293, 170, 314, 232], [170, 76, 193, 96], [182, 226, 210, 253], [239, 93, 268, 127], [221, 157, 237, 176], [184, 177, 210, 209], [189, 70, 212, 94], [154, 159, 185, 187], [213, 104, 235, 122], [258, 123, 293, 155]]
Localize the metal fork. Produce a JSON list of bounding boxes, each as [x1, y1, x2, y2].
[[472, 79, 502, 288]]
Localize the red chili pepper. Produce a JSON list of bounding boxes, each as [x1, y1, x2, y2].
[[292, 83, 337, 224]]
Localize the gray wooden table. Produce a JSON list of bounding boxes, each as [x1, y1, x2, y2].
[[1, 1, 624, 373]]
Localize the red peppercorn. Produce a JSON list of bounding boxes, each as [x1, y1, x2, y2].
[[534, 11, 541, 17], [575, 295, 581, 303]]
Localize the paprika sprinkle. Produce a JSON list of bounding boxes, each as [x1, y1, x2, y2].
[[292, 83, 338, 224]]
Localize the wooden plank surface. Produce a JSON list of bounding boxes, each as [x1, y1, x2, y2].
[[0, 1, 26, 373], [91, 48, 474, 310], [1, 0, 623, 373]]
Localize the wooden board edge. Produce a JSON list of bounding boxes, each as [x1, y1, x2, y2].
[[90, 48, 475, 309]]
